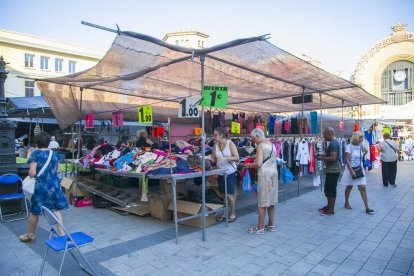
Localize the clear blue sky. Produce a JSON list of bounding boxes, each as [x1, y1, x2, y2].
[[1, 0, 413, 73]]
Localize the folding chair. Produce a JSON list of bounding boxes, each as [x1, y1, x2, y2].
[[40, 206, 97, 276], [0, 174, 28, 222]]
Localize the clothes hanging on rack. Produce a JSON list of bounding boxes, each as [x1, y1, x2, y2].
[[310, 111, 318, 135], [246, 116, 255, 134]]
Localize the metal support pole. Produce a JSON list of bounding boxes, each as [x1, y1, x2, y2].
[[200, 55, 207, 241], [319, 92, 323, 191], [168, 118, 172, 174], [77, 88, 83, 159]]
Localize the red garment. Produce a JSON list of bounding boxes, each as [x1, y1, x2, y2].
[[112, 111, 123, 127], [370, 144, 379, 161], [85, 114, 94, 129], [309, 145, 315, 173], [353, 123, 359, 132]]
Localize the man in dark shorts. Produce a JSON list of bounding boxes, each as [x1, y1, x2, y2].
[[316, 127, 341, 215]]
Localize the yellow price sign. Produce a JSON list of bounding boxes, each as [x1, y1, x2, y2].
[[231, 122, 240, 134], [138, 106, 153, 124]]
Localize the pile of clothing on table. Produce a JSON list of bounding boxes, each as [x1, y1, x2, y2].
[[78, 140, 215, 175]]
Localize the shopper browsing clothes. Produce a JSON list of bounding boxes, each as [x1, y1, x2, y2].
[[316, 127, 341, 216], [19, 132, 69, 242], [379, 132, 398, 187], [211, 127, 239, 223], [244, 128, 278, 234], [343, 131, 374, 214]]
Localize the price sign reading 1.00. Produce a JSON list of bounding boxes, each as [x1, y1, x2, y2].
[[178, 96, 200, 118], [138, 106, 153, 124], [201, 86, 228, 108]]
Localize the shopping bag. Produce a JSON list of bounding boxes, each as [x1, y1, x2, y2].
[[280, 167, 294, 184], [242, 169, 253, 193], [22, 176, 36, 198]]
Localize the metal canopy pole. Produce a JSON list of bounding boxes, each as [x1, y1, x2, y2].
[[77, 88, 83, 159], [200, 55, 207, 241], [319, 92, 323, 191]]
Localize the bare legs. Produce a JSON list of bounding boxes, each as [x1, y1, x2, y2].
[[227, 194, 236, 219], [257, 205, 275, 229], [20, 211, 65, 242], [344, 185, 373, 212]]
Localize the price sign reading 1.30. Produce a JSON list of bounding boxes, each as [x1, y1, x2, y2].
[[178, 96, 200, 118], [201, 86, 228, 108], [138, 106, 153, 124]]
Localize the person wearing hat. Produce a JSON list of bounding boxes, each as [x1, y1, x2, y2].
[[48, 136, 60, 149]]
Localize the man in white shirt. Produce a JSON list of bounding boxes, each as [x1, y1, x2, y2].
[[48, 136, 60, 149], [379, 133, 398, 187]]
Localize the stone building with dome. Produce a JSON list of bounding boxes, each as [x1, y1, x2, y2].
[[355, 23, 414, 122]]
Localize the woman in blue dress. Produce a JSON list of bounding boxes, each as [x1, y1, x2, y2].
[[19, 132, 69, 242]]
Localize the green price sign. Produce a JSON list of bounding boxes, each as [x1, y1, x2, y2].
[[138, 106, 153, 124], [201, 86, 228, 108]]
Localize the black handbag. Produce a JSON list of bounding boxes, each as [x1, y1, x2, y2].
[[351, 166, 364, 179]]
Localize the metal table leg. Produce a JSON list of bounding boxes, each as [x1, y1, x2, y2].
[[172, 179, 178, 244], [224, 172, 228, 227]]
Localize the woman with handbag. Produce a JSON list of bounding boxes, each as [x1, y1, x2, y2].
[[211, 127, 239, 223], [19, 132, 69, 242], [379, 132, 398, 187], [343, 131, 374, 214], [244, 128, 278, 234]]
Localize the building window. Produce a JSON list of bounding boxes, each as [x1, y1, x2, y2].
[[25, 54, 34, 68], [69, 61, 76, 73], [40, 56, 49, 70], [381, 60, 413, 105], [176, 40, 179, 45], [55, 58, 63, 72], [25, 80, 35, 97]]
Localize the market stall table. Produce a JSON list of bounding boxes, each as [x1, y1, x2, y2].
[[148, 169, 228, 244]]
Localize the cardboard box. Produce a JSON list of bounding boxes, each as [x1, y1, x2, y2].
[[167, 200, 223, 228], [159, 179, 187, 195], [150, 194, 172, 221], [61, 177, 91, 202]]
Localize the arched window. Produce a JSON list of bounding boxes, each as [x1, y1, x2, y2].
[[381, 60, 413, 105]]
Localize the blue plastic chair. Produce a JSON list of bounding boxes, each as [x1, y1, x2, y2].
[[0, 174, 28, 222], [40, 206, 97, 276]]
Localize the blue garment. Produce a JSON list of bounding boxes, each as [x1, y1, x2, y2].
[[310, 111, 318, 134], [27, 150, 69, 215], [268, 116, 275, 135], [218, 172, 236, 194], [364, 129, 375, 145]]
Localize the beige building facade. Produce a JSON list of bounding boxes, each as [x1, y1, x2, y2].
[[0, 29, 104, 98], [163, 31, 209, 49], [354, 23, 414, 122]]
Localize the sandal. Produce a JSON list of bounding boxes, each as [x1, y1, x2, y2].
[[216, 216, 226, 222], [265, 225, 275, 232], [247, 226, 265, 235], [366, 208, 374, 214], [19, 234, 35, 243], [228, 216, 237, 223], [318, 206, 328, 212]]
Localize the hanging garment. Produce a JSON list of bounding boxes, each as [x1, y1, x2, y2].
[[246, 116, 255, 134], [238, 116, 244, 134], [212, 113, 221, 132], [232, 112, 239, 122], [296, 141, 311, 165], [353, 123, 360, 132], [205, 110, 212, 135], [290, 117, 298, 134], [298, 118, 308, 135], [219, 111, 226, 128], [310, 111, 318, 134], [281, 120, 288, 134], [268, 116, 275, 135], [112, 111, 123, 127], [85, 114, 94, 129]]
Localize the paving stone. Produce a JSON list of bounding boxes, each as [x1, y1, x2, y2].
[[392, 246, 414, 261], [285, 261, 314, 275], [335, 259, 364, 275], [361, 257, 387, 274], [381, 269, 408, 276], [310, 260, 339, 276], [258, 262, 290, 276], [386, 257, 412, 274], [347, 248, 373, 263], [324, 249, 351, 264]]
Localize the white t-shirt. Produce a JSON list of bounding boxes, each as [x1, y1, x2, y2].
[[379, 139, 398, 162], [346, 144, 363, 167]]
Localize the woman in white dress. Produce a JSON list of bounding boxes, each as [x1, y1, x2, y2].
[[245, 128, 278, 234], [343, 131, 374, 214]]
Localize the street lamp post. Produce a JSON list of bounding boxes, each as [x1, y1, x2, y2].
[[0, 56, 17, 175]]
